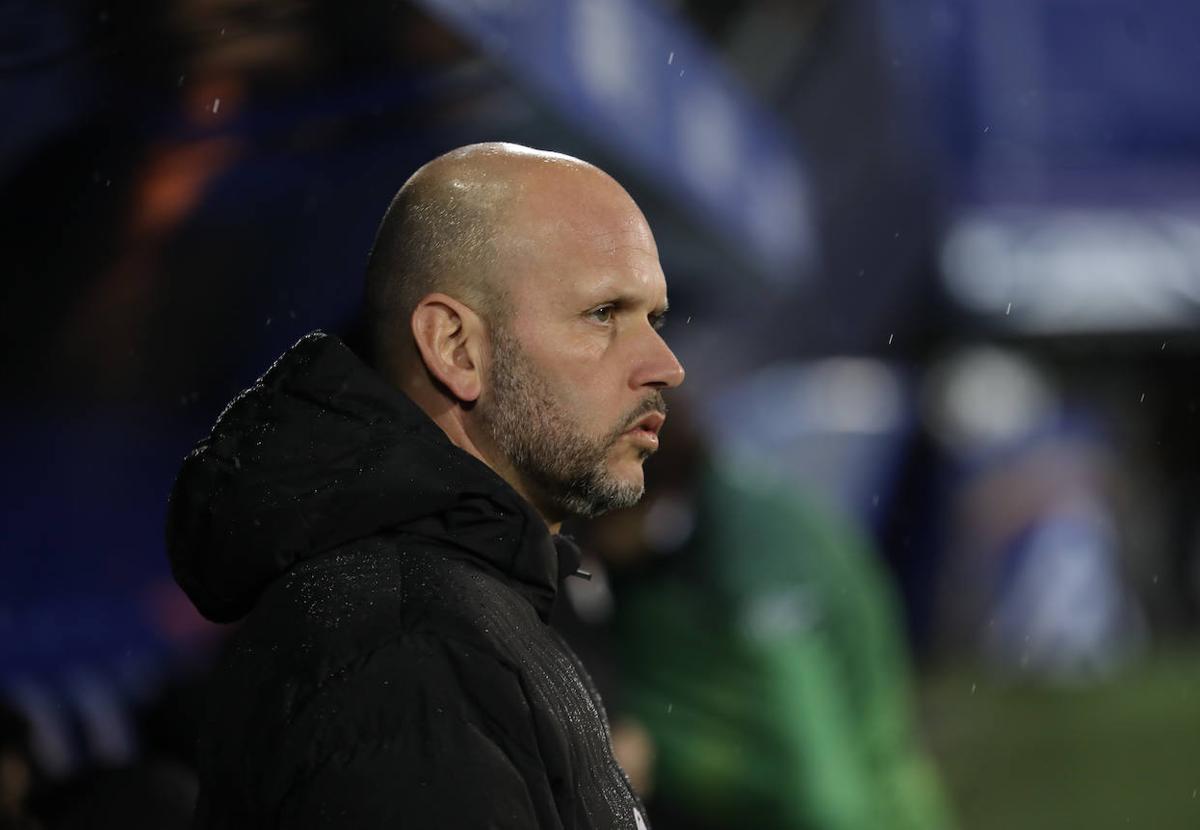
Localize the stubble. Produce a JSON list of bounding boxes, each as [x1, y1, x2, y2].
[[481, 324, 664, 519]]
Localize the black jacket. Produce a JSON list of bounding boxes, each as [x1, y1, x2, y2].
[[167, 332, 647, 829]]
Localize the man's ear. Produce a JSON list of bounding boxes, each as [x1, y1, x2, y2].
[[410, 293, 485, 403]]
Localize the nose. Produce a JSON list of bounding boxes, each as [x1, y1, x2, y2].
[[631, 327, 686, 390]]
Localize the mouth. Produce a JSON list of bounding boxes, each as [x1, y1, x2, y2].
[[623, 411, 666, 442]]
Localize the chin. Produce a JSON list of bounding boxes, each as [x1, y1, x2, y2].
[[610, 456, 647, 485]]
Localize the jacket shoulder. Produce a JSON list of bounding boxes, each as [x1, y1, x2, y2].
[[200, 619, 556, 826], [196, 537, 556, 822], [239, 535, 536, 678]]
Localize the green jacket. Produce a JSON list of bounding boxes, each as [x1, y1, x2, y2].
[[614, 463, 953, 830]]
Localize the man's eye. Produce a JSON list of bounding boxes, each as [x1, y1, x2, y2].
[[589, 305, 615, 324]]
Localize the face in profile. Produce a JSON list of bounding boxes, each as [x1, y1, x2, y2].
[[475, 167, 684, 520], [482, 322, 667, 518]]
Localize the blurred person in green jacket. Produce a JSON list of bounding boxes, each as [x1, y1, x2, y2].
[[565, 402, 953, 830]]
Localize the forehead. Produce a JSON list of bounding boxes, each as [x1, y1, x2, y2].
[[504, 176, 667, 306]]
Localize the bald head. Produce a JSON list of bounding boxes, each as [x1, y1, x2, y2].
[[361, 142, 683, 525], [364, 142, 622, 381]]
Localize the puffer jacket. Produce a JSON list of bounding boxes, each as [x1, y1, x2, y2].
[[167, 331, 647, 829]]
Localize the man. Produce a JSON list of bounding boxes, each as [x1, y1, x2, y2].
[[166, 143, 684, 828]]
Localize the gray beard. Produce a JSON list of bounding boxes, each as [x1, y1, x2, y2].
[[481, 325, 662, 519]]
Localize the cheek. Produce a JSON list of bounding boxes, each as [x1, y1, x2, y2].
[[527, 344, 599, 402], [548, 375, 620, 440], [522, 331, 626, 430], [561, 383, 608, 430]]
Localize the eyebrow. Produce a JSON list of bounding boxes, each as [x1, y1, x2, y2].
[[596, 292, 669, 315]]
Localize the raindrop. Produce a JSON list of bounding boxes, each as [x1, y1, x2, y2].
[[666, 703, 673, 714], [212, 98, 221, 114], [970, 683, 976, 694], [266, 317, 273, 327], [1139, 392, 1145, 403], [685, 315, 692, 324], [668, 52, 674, 65], [1005, 301, 1012, 315], [983, 125, 991, 133], [679, 70, 685, 77], [888, 333, 894, 345]]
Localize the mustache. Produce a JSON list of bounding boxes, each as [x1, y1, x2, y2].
[[618, 392, 668, 434]]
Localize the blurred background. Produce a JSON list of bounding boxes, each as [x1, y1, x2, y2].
[[2, 0, 1199, 827]]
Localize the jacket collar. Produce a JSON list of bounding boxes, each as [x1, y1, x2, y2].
[[168, 331, 578, 623]]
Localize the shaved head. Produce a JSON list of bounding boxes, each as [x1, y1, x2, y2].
[[364, 142, 607, 380], [361, 141, 682, 525]]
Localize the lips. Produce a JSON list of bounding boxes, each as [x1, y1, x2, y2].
[[626, 411, 666, 436]]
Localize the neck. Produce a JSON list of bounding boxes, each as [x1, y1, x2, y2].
[[400, 373, 563, 534]]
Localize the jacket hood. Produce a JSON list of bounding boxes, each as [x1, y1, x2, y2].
[[167, 331, 579, 623]]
